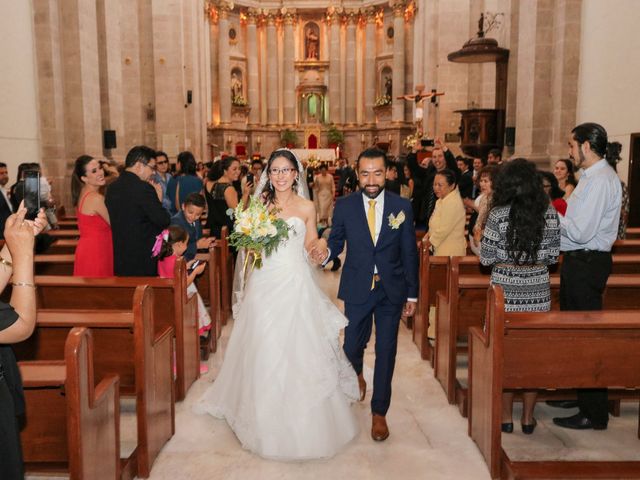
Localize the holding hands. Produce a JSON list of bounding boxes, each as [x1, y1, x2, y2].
[[307, 238, 329, 265]]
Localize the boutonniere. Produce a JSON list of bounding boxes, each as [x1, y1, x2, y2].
[[388, 211, 406, 229]]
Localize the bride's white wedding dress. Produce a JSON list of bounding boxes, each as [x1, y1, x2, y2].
[[194, 216, 360, 460]]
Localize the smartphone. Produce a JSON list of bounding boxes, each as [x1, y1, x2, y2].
[[23, 170, 41, 220], [188, 259, 203, 273], [246, 173, 254, 185], [421, 138, 435, 147]]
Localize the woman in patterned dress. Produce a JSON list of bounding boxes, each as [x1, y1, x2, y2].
[[480, 158, 561, 434]]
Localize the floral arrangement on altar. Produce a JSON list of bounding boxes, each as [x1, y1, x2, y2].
[[403, 131, 422, 150], [375, 94, 392, 107], [228, 197, 292, 270], [232, 94, 248, 107], [307, 155, 321, 170]]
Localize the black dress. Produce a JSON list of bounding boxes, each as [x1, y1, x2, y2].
[[0, 302, 24, 479], [204, 182, 234, 239]]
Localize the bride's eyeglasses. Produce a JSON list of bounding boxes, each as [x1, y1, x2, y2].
[[269, 167, 294, 176]]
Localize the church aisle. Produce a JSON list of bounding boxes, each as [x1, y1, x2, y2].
[[145, 268, 490, 480]]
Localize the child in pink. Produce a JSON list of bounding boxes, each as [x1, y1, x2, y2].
[[154, 225, 212, 336]]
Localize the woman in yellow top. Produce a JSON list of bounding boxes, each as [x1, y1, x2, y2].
[[428, 169, 467, 256]]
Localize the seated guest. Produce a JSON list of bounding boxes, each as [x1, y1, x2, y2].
[[170, 192, 215, 261], [166, 151, 203, 214], [155, 225, 211, 337], [400, 164, 414, 200], [427, 169, 466, 256], [71, 155, 113, 277], [204, 156, 250, 239], [105, 145, 171, 276], [384, 163, 401, 195], [539, 171, 567, 216], [0, 205, 47, 480], [480, 159, 560, 435]]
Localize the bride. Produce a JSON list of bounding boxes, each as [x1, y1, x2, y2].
[[194, 149, 360, 460]]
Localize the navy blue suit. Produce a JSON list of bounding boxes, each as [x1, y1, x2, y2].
[[327, 190, 418, 415]]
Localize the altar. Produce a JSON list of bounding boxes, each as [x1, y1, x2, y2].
[[290, 148, 336, 164]]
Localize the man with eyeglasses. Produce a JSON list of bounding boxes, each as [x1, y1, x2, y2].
[[151, 151, 173, 212]]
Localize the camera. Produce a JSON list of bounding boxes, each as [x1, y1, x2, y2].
[[420, 138, 435, 148]]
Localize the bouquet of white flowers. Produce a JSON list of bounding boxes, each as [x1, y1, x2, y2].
[[228, 197, 292, 271]]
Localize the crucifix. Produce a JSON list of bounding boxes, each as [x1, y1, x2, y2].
[[398, 84, 445, 134]]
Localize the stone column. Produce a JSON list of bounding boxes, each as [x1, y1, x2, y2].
[[327, 10, 341, 124], [345, 11, 358, 124], [363, 9, 377, 125], [265, 12, 279, 125], [404, 8, 415, 124], [218, 3, 232, 125], [246, 10, 260, 125], [282, 13, 296, 125], [392, 2, 406, 123]]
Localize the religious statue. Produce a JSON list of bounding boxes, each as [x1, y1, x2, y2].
[[305, 25, 319, 60], [385, 76, 392, 98], [231, 72, 243, 103]]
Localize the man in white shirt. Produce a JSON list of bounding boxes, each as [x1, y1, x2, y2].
[[551, 122, 621, 431]]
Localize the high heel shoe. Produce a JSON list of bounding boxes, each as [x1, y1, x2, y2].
[[501, 422, 514, 433], [521, 418, 537, 435]]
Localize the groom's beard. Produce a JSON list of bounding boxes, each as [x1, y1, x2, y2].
[[362, 185, 383, 199]]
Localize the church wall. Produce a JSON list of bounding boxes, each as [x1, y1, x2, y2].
[[577, 0, 640, 182], [0, 0, 41, 182]]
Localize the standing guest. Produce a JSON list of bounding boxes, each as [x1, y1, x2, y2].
[[539, 171, 567, 216], [601, 142, 629, 239], [314, 163, 335, 226], [166, 151, 203, 214], [400, 164, 414, 200], [105, 145, 171, 276], [9, 163, 34, 212], [553, 158, 577, 198], [0, 205, 47, 480], [204, 156, 250, 239], [338, 159, 357, 195], [481, 159, 560, 434], [471, 157, 487, 198], [466, 165, 497, 256], [384, 163, 401, 195], [99, 159, 120, 188], [170, 192, 215, 261], [407, 139, 460, 229], [151, 151, 173, 212], [427, 169, 467, 256], [305, 161, 315, 201], [0, 163, 13, 239], [549, 123, 621, 431], [243, 158, 264, 196], [456, 157, 474, 199], [196, 161, 206, 180], [487, 148, 503, 165], [71, 155, 113, 277]]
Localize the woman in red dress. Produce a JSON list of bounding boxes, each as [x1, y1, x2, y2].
[[72, 155, 114, 277]]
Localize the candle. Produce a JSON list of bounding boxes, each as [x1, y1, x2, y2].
[[361, 133, 365, 142], [257, 136, 261, 143], [388, 134, 392, 142]]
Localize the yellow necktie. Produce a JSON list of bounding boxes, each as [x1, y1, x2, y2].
[[368, 200, 376, 289], [367, 200, 376, 243]]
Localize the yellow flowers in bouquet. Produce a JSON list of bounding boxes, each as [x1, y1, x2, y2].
[[228, 197, 292, 270]]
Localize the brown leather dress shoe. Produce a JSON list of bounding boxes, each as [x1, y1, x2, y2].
[[371, 414, 389, 441], [358, 373, 366, 402]]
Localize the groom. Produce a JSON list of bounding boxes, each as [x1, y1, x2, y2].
[[313, 148, 419, 441]]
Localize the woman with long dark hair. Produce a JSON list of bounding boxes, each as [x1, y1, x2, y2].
[[166, 151, 203, 214], [553, 158, 577, 198], [71, 155, 113, 277], [480, 158, 560, 434]]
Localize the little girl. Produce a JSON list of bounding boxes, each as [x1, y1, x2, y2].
[[153, 225, 212, 337]]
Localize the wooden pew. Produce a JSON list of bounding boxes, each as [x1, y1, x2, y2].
[[435, 256, 640, 416], [46, 239, 78, 254], [624, 227, 640, 239], [46, 229, 80, 239], [469, 285, 640, 480], [15, 286, 173, 478], [20, 327, 122, 480], [612, 239, 640, 254], [57, 219, 78, 229], [11, 259, 198, 401]]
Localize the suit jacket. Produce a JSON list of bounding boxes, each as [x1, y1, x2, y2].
[[105, 171, 171, 276], [327, 191, 419, 305]]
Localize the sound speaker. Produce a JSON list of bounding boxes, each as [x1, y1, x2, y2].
[[103, 130, 117, 149], [505, 127, 515, 147], [187, 90, 193, 104]]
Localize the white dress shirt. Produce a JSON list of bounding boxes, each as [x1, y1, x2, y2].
[[560, 158, 621, 252]]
